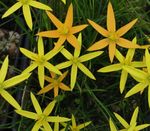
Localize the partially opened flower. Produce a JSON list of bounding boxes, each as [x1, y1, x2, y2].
[[98, 37, 146, 93], [56, 33, 103, 90], [123, 49, 150, 108], [38, 71, 70, 97], [15, 92, 70, 131], [109, 118, 117, 131], [37, 4, 88, 50], [2, 0, 52, 30], [87, 2, 139, 62], [0, 56, 31, 109], [20, 37, 62, 88], [114, 107, 149, 130], [61, 114, 91, 131]]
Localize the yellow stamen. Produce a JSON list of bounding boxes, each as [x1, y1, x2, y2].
[[108, 32, 118, 42], [59, 25, 69, 35]]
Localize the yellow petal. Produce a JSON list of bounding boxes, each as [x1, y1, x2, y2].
[[44, 62, 62, 75], [22, 63, 37, 73], [87, 39, 108, 51], [70, 25, 88, 34], [3, 73, 31, 89], [65, 3, 73, 28], [20, 48, 37, 60], [56, 61, 72, 69], [15, 110, 38, 119], [54, 122, 59, 131], [109, 118, 117, 131], [38, 66, 45, 88], [79, 51, 103, 62], [145, 49, 150, 74], [116, 19, 138, 37], [2, 2, 22, 18], [107, 2, 116, 32], [130, 107, 139, 125], [1, 90, 21, 110], [74, 33, 82, 57], [54, 86, 59, 97], [58, 71, 68, 82], [67, 35, 80, 50], [30, 92, 42, 114], [77, 63, 96, 80], [125, 83, 147, 98], [109, 42, 116, 63], [120, 70, 128, 94], [61, 0, 66, 4], [59, 83, 70, 91], [61, 48, 73, 60], [37, 84, 53, 95], [54, 36, 66, 50], [46, 11, 63, 28], [71, 64, 78, 90], [47, 116, 70, 122], [0, 56, 8, 83], [43, 121, 53, 131], [72, 114, 77, 127], [38, 37, 44, 56], [23, 5, 32, 29], [29, 1, 52, 11], [131, 62, 146, 68], [135, 124, 150, 130], [98, 64, 122, 72], [31, 121, 42, 131], [87, 19, 109, 37], [115, 49, 125, 63], [43, 100, 56, 115], [37, 30, 60, 38], [77, 121, 91, 129], [114, 112, 129, 128]]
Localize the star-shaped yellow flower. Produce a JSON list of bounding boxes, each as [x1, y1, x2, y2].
[[0, 56, 30, 109], [123, 49, 150, 108], [61, 114, 91, 131], [38, 71, 70, 97], [87, 2, 139, 62], [114, 107, 149, 131], [56, 33, 103, 90], [2, 0, 52, 30], [15, 92, 70, 131], [20, 37, 62, 88], [37, 4, 88, 50], [98, 37, 146, 93]]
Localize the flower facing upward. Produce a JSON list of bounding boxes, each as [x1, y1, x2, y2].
[[87, 2, 139, 62], [114, 107, 149, 130], [56, 33, 103, 90], [15, 92, 70, 131], [61, 114, 91, 131], [38, 71, 70, 97], [98, 37, 146, 93], [20, 37, 62, 88], [123, 49, 150, 108], [2, 0, 52, 30], [0, 56, 30, 109], [37, 4, 88, 50]]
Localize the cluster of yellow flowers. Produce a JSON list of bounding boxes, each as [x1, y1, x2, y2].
[[0, 0, 150, 131]]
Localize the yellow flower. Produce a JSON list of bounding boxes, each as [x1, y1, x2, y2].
[[15, 92, 70, 131], [56, 33, 103, 90], [37, 71, 70, 97], [123, 49, 150, 108], [37, 4, 88, 50], [87, 2, 139, 62], [109, 118, 117, 131], [0, 56, 30, 109], [2, 0, 52, 30], [20, 37, 62, 88], [114, 107, 149, 130], [61, 114, 91, 131], [98, 37, 146, 93]]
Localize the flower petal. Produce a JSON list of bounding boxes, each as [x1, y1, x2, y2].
[[37, 84, 53, 95], [130, 107, 139, 125], [116, 19, 138, 37], [2, 2, 22, 18], [125, 83, 147, 98], [70, 25, 88, 34], [54, 36, 66, 50], [98, 64, 122, 72], [56, 61, 72, 69], [78, 63, 96, 80], [15, 110, 38, 119], [20, 48, 37, 60], [131, 62, 146, 68], [22, 63, 37, 73], [58, 71, 68, 82], [145, 49, 150, 74], [47, 116, 70, 122], [37, 30, 60, 38], [46, 11, 63, 28], [108, 42, 116, 63], [43, 100, 56, 115], [67, 35, 80, 50], [23, 5, 32, 29], [29, 1, 52, 11], [135, 124, 150, 130], [74, 33, 82, 57], [30, 92, 42, 114], [120, 70, 128, 94], [1, 90, 21, 110], [115, 49, 125, 63], [87, 39, 109, 51], [107, 2, 116, 32], [59, 83, 70, 91], [3, 73, 31, 89], [72, 114, 77, 127], [77, 121, 91, 130], [0, 56, 8, 83], [114, 113, 129, 128], [31, 121, 42, 131], [43, 121, 53, 131], [87, 19, 109, 37], [71, 64, 78, 90], [38, 37, 44, 56], [109, 118, 117, 131], [38, 66, 45, 88], [60, 48, 73, 60]]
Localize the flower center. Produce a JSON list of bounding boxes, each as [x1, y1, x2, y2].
[[36, 56, 46, 65], [108, 32, 118, 42], [38, 114, 47, 122], [20, 0, 30, 4], [71, 57, 79, 64], [59, 25, 69, 35], [72, 127, 79, 131]]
